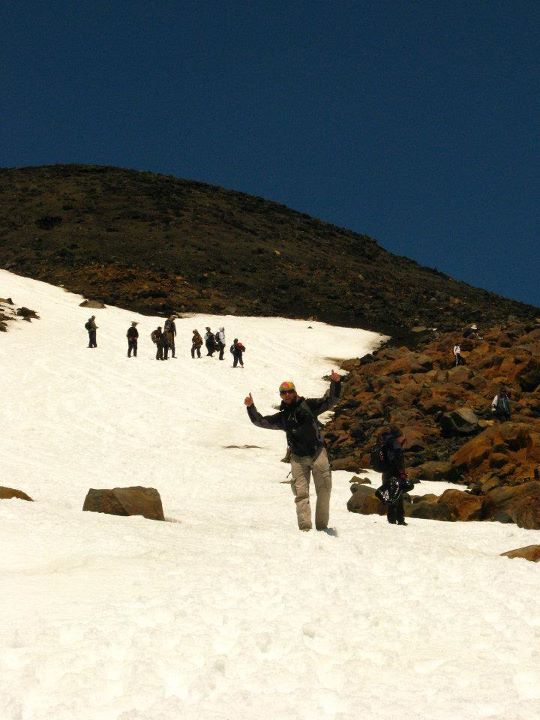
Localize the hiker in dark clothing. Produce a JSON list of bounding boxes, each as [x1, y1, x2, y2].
[[205, 327, 216, 356], [191, 329, 203, 358], [375, 426, 409, 526], [164, 316, 177, 358], [245, 371, 342, 531], [453, 344, 465, 366], [215, 327, 226, 360], [491, 387, 511, 421], [86, 316, 97, 348], [230, 338, 245, 367], [127, 321, 139, 357], [151, 326, 165, 360]]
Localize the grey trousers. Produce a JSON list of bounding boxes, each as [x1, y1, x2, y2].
[[290, 447, 332, 531]]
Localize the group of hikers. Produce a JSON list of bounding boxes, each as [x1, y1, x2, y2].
[[85, 315, 246, 366], [86, 313, 513, 533]]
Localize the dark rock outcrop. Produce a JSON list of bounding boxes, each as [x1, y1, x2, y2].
[[0, 486, 33, 501], [501, 545, 540, 562], [82, 486, 165, 521]]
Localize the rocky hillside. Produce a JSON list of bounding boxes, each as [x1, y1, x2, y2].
[[0, 164, 537, 339], [325, 320, 540, 527]]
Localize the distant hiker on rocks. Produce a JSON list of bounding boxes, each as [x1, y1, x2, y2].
[[492, 387, 511, 422], [164, 316, 177, 358], [244, 371, 342, 532], [151, 326, 166, 361], [215, 327, 226, 360], [85, 316, 97, 348], [374, 426, 410, 526], [191, 329, 203, 358], [205, 327, 216, 356], [453, 343, 465, 366], [230, 338, 245, 368], [127, 321, 139, 357]]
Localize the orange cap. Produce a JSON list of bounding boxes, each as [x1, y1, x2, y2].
[[279, 381, 296, 392]]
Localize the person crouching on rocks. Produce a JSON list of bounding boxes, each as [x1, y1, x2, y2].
[[491, 386, 511, 422], [244, 371, 342, 532], [127, 321, 139, 357]]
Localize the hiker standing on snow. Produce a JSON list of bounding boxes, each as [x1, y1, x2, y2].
[[191, 329, 203, 358], [230, 338, 245, 368], [375, 426, 409, 526], [164, 316, 177, 358], [86, 316, 98, 348], [151, 326, 166, 361], [244, 371, 342, 532], [127, 321, 139, 357], [453, 343, 464, 366], [215, 327, 226, 360], [205, 327, 216, 356], [491, 387, 511, 422]]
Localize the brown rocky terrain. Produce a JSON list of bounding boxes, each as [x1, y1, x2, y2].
[[0, 164, 538, 340], [325, 320, 540, 528]]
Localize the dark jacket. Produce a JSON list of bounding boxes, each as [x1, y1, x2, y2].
[[380, 432, 406, 478], [247, 380, 341, 457], [127, 327, 139, 339]]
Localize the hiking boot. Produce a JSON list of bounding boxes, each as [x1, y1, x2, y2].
[[397, 521, 408, 526]]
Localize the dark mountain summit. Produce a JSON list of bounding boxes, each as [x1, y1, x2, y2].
[[0, 164, 537, 337]]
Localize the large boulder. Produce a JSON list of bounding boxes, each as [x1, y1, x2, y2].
[[406, 499, 453, 521], [517, 359, 540, 392], [437, 407, 479, 437], [437, 489, 484, 521], [347, 485, 386, 516], [79, 299, 106, 308], [510, 494, 540, 530], [0, 486, 33, 501], [410, 460, 454, 481], [83, 486, 165, 521], [483, 481, 540, 524], [501, 545, 540, 562]]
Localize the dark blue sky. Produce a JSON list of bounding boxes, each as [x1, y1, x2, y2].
[[2, 1, 539, 307]]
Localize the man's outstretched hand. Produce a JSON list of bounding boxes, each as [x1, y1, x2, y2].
[[244, 392, 254, 407], [330, 369, 342, 383]]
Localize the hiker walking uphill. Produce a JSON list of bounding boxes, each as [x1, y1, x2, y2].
[[453, 343, 464, 366], [244, 371, 342, 531], [374, 426, 410, 526], [215, 327, 226, 360], [85, 316, 97, 348], [191, 329, 203, 358], [163, 316, 177, 358], [126, 322, 138, 357], [205, 327, 216, 356], [151, 326, 166, 360], [492, 387, 511, 421], [230, 338, 245, 367]]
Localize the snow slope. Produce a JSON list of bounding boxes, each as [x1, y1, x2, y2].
[[0, 270, 538, 720]]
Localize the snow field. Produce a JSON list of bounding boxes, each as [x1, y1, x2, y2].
[[0, 270, 539, 720]]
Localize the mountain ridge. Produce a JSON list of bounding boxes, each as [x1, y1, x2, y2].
[[0, 164, 537, 341]]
